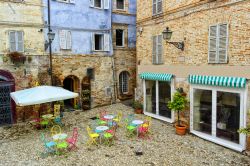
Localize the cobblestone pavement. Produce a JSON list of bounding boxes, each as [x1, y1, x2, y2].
[[0, 103, 249, 166]]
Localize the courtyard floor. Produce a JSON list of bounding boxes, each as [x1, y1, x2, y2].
[[0, 103, 249, 166]]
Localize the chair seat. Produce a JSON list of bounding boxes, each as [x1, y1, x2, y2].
[[90, 133, 99, 138], [98, 121, 107, 125], [57, 142, 68, 149], [104, 133, 113, 138], [40, 121, 49, 125], [95, 129, 102, 133], [113, 118, 118, 122], [142, 123, 149, 128], [66, 138, 74, 143], [127, 125, 136, 130], [106, 129, 113, 133], [46, 141, 56, 147]]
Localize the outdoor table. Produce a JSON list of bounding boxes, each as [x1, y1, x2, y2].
[[104, 114, 114, 126], [96, 126, 109, 144], [132, 120, 144, 137], [42, 114, 54, 119], [52, 133, 68, 141]]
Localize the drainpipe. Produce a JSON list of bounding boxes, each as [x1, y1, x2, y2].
[[47, 0, 53, 85], [111, 56, 117, 103]]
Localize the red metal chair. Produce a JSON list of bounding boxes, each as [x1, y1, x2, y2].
[[66, 127, 78, 151]]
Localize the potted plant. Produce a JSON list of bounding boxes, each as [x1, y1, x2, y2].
[[8, 52, 26, 64], [168, 90, 188, 135], [132, 100, 143, 114], [238, 124, 250, 150]]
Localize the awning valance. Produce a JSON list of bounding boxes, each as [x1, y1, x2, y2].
[[140, 72, 173, 81], [189, 75, 247, 88]]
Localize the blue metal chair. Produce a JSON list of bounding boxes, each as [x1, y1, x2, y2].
[[40, 133, 56, 158], [54, 117, 64, 126]]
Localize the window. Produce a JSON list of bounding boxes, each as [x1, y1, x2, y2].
[[92, 33, 110, 51], [59, 30, 72, 50], [90, 0, 109, 9], [119, 71, 129, 94], [116, 0, 124, 10], [152, 35, 163, 64], [56, 0, 75, 3], [208, 23, 228, 63], [9, 31, 24, 52], [144, 80, 173, 121], [153, 0, 162, 15], [116, 29, 124, 47]]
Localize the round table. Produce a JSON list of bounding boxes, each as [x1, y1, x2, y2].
[[96, 126, 109, 131], [52, 133, 68, 140], [42, 114, 54, 119], [96, 126, 109, 144], [104, 115, 114, 120], [132, 120, 144, 137], [132, 120, 144, 126]]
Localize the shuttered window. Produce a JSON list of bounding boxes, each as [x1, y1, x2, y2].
[[9, 31, 24, 52], [92, 33, 110, 51], [90, 0, 109, 9], [59, 30, 72, 50], [153, 0, 162, 15], [208, 23, 228, 63], [152, 35, 163, 64]]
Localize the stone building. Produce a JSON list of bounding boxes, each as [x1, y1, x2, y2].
[[0, 0, 49, 124], [112, 0, 136, 100], [136, 0, 250, 151]]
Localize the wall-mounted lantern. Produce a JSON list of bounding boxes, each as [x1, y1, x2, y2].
[[162, 27, 184, 51]]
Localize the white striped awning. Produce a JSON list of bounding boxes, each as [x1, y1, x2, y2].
[[189, 75, 247, 88], [140, 72, 173, 81]]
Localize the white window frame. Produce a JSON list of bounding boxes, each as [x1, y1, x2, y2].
[[56, 0, 75, 4], [190, 84, 247, 152], [143, 79, 175, 123], [208, 23, 229, 64], [119, 71, 129, 94], [152, 0, 163, 15], [116, 0, 125, 10], [93, 33, 104, 51], [116, 29, 124, 47], [9, 31, 24, 52]]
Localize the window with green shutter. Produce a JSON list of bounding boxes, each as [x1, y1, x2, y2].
[[208, 23, 228, 63], [153, 0, 162, 15]]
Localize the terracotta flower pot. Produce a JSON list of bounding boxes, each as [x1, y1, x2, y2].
[[175, 124, 187, 135], [135, 109, 143, 114]]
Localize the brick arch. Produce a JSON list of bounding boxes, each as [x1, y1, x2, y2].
[[0, 69, 15, 81]]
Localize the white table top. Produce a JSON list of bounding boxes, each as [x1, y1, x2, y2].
[[104, 115, 114, 120], [42, 114, 53, 119], [96, 126, 109, 131], [132, 120, 144, 125], [52, 133, 67, 140]]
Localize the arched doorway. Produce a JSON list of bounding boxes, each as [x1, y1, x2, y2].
[[0, 70, 16, 126], [63, 75, 79, 108]]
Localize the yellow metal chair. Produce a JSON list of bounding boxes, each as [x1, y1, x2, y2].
[[86, 126, 99, 146], [143, 116, 152, 133], [50, 125, 62, 137], [54, 104, 60, 117], [113, 111, 122, 127]]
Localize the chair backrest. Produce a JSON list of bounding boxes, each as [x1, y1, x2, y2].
[[100, 110, 107, 118], [86, 126, 92, 136], [51, 125, 61, 136], [72, 127, 78, 141], [118, 111, 123, 121], [146, 116, 152, 125], [54, 104, 60, 117]]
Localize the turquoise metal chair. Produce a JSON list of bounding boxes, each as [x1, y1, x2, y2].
[[40, 133, 56, 158]]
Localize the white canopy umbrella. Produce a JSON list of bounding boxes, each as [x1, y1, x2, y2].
[[10, 86, 78, 106]]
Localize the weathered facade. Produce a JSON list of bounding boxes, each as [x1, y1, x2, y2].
[[0, 0, 49, 123], [112, 0, 137, 100], [43, 0, 114, 109], [136, 0, 250, 151]]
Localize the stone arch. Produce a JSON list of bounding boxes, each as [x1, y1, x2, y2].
[[63, 75, 80, 108], [118, 70, 132, 99]]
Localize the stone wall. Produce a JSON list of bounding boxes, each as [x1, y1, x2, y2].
[[52, 55, 114, 108], [136, 0, 250, 150]]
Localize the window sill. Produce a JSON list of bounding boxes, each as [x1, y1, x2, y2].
[[152, 12, 163, 18], [56, 0, 75, 4], [152, 63, 164, 65], [93, 50, 109, 52]]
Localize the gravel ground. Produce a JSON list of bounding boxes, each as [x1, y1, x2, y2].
[[0, 103, 249, 166]]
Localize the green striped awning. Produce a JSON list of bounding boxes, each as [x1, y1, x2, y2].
[[189, 75, 247, 88], [140, 72, 173, 81]]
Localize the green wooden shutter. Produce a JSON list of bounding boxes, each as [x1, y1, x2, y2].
[[208, 25, 217, 63], [218, 24, 228, 63]]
